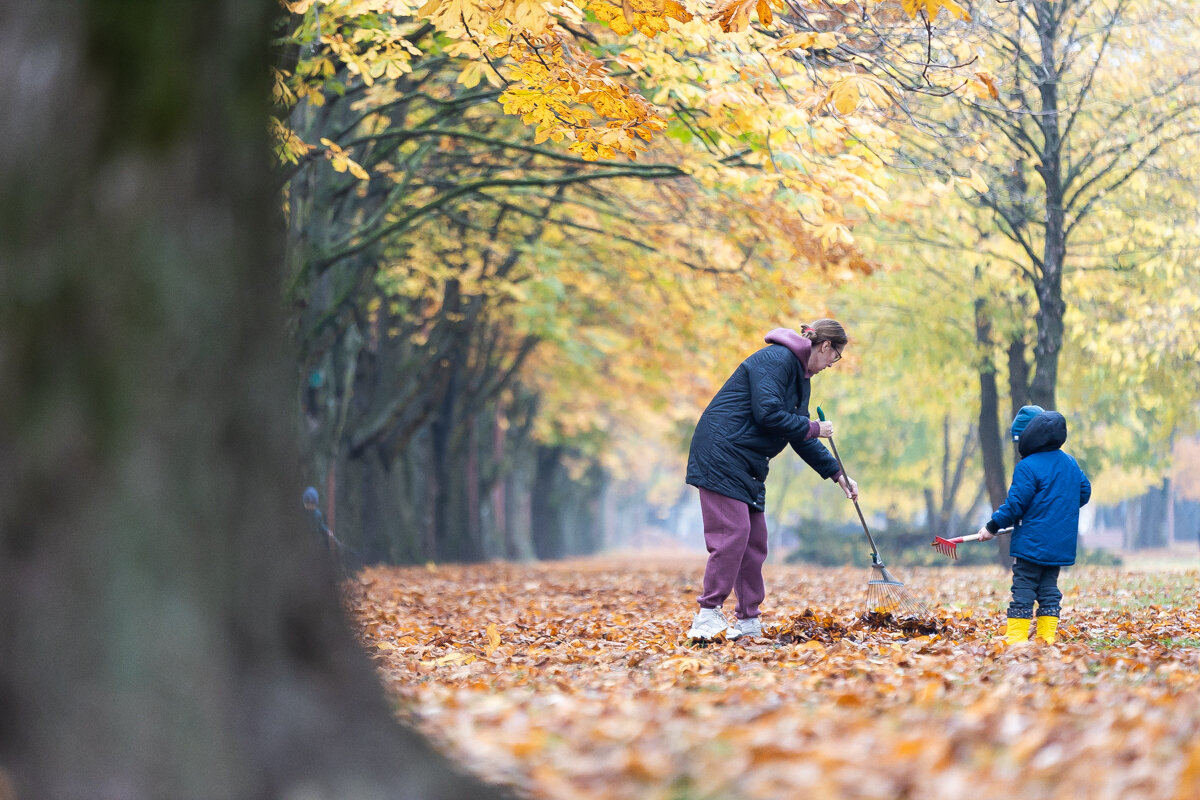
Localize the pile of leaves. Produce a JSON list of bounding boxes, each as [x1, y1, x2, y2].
[[774, 608, 853, 645], [344, 556, 1200, 799]]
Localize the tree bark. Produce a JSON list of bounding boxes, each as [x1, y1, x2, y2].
[[975, 291, 1010, 567], [976, 349, 1008, 510], [1026, 2, 1067, 410], [0, 2, 513, 798]]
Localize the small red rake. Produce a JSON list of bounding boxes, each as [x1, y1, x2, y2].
[[817, 408, 931, 619], [931, 528, 1012, 560]]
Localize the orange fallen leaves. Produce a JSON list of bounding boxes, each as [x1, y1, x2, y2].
[[345, 556, 1200, 799]]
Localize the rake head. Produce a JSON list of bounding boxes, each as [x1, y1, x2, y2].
[[866, 563, 932, 619], [931, 536, 959, 559]]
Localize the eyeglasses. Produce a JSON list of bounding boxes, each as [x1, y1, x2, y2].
[[830, 343, 843, 363]]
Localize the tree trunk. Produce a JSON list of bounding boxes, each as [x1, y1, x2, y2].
[[0, 3, 512, 798], [975, 294, 1009, 511], [1028, 1, 1067, 411], [977, 371, 1007, 508], [1134, 481, 1170, 549], [533, 446, 566, 559]]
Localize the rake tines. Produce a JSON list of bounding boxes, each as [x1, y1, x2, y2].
[[930, 528, 1011, 561], [865, 562, 932, 619], [931, 536, 959, 559]]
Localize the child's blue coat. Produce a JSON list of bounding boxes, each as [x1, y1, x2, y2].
[[989, 411, 1092, 566]]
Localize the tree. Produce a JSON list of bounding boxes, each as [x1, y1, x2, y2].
[[0, 1, 514, 796], [268, 0, 1004, 556], [903, 0, 1200, 411], [831, 0, 1200, 552]]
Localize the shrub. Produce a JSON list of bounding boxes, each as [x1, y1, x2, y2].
[[782, 519, 1122, 568]]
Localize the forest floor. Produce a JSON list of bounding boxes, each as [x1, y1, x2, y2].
[[344, 555, 1200, 800]]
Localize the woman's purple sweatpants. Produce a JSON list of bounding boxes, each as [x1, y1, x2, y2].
[[697, 487, 768, 620]]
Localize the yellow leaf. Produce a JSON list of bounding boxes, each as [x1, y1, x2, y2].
[[711, 0, 756, 32], [660, 655, 706, 673], [901, 0, 969, 21], [346, 159, 370, 181], [432, 651, 475, 666], [756, 0, 773, 26], [485, 623, 501, 656], [827, 78, 859, 114], [968, 169, 989, 194], [458, 63, 483, 89], [974, 71, 1000, 100]]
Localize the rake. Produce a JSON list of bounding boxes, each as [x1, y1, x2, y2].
[[931, 528, 1012, 560], [817, 408, 932, 619]]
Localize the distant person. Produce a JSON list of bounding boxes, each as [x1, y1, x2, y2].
[[303, 486, 341, 569], [684, 320, 857, 641], [303, 486, 329, 545], [978, 406, 1092, 645]]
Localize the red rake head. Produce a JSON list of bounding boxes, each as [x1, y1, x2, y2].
[[931, 536, 959, 559]]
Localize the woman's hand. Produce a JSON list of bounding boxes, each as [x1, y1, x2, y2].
[[977, 526, 994, 541], [817, 420, 834, 438], [838, 474, 859, 500]]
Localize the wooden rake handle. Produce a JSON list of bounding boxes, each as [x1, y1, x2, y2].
[[945, 528, 1013, 544]]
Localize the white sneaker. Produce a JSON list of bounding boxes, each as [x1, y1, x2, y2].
[[734, 616, 762, 638], [687, 607, 740, 640]]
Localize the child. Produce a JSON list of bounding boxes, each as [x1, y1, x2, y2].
[[978, 406, 1092, 645]]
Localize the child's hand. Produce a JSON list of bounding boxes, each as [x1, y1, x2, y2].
[[977, 526, 994, 541]]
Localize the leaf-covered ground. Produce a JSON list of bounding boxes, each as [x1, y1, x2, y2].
[[345, 555, 1200, 799]]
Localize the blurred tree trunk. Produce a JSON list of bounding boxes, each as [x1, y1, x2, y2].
[[975, 291, 1009, 513], [994, 337, 1034, 565], [0, 2, 512, 798], [1134, 482, 1170, 549]]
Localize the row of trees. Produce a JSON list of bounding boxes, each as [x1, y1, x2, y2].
[[753, 0, 1200, 551], [274, 0, 1200, 566], [272, 0, 978, 561]]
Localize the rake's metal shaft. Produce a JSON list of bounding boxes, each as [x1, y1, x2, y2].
[[817, 408, 931, 619], [822, 434, 883, 565]]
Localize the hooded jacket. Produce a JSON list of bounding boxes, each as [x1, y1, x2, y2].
[[987, 411, 1092, 565], [685, 329, 841, 511]]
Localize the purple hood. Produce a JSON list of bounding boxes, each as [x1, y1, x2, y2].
[[764, 328, 814, 378]]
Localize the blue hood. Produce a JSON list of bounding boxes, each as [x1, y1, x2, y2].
[[1018, 411, 1067, 457], [1011, 404, 1045, 442]]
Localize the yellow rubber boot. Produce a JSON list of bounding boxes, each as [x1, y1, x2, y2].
[[1035, 615, 1059, 645], [1004, 617, 1032, 645]]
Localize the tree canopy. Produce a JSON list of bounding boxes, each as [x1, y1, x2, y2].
[[271, 0, 1199, 560]]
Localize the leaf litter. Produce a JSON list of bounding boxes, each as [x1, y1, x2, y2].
[[344, 556, 1200, 799]]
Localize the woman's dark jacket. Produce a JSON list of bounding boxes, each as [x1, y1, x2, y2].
[[987, 411, 1092, 566], [686, 330, 840, 511]]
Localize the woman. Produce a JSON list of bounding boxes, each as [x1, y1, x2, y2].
[[685, 320, 857, 640]]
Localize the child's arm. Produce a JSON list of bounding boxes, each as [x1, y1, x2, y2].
[[1079, 465, 1092, 507], [987, 461, 1037, 532]]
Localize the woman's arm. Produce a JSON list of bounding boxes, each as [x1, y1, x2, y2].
[[744, 357, 817, 440]]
